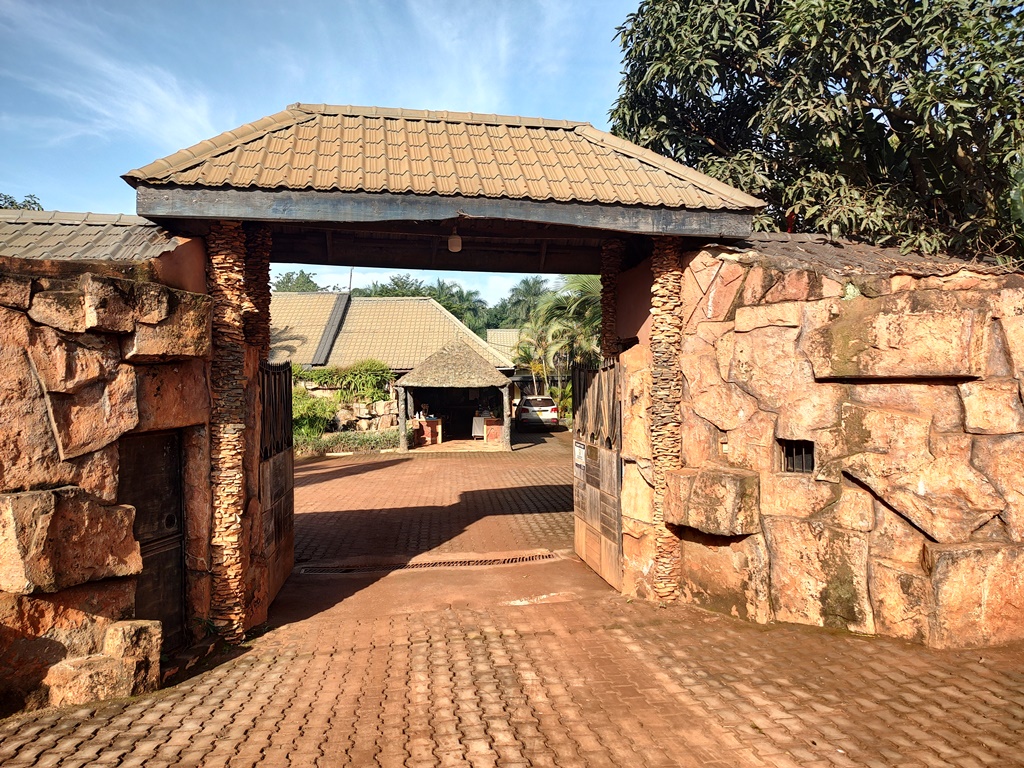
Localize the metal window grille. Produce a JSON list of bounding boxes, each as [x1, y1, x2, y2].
[[780, 439, 815, 473]]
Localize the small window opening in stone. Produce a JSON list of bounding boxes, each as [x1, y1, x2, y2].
[[779, 439, 815, 473]]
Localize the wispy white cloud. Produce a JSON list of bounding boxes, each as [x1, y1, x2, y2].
[[0, 0, 217, 150]]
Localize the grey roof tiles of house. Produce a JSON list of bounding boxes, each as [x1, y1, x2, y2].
[[396, 341, 512, 389], [124, 103, 765, 210], [0, 210, 183, 262], [270, 294, 514, 371]]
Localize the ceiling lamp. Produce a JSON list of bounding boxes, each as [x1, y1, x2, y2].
[[447, 227, 462, 253]]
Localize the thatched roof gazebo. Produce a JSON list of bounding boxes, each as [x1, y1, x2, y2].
[[395, 341, 513, 451]]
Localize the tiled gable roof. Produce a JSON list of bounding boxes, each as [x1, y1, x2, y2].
[[124, 104, 764, 211], [268, 292, 341, 366], [269, 294, 513, 371], [0, 210, 182, 262], [486, 329, 522, 361]]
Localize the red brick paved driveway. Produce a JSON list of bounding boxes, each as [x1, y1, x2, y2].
[[293, 429, 575, 563], [2, 430, 1024, 767]]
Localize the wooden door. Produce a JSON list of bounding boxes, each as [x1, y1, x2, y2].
[[118, 431, 186, 652], [571, 359, 622, 590]]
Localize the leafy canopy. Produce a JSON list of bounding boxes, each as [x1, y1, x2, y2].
[[272, 269, 325, 292], [351, 273, 489, 334], [0, 193, 42, 210], [611, 0, 1024, 262]]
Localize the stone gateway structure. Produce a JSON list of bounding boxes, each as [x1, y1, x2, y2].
[[2, 104, 1023, 715]]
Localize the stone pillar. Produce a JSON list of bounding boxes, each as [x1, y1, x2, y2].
[[398, 386, 408, 453], [243, 224, 272, 357], [649, 237, 685, 600], [205, 221, 271, 643], [241, 223, 272, 630], [501, 384, 512, 451], [600, 239, 625, 358]]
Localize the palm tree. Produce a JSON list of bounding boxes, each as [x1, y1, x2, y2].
[[537, 274, 601, 369], [514, 320, 555, 395], [428, 280, 488, 335], [506, 276, 550, 326]]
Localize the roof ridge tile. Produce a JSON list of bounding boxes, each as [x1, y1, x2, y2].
[[289, 103, 586, 130]]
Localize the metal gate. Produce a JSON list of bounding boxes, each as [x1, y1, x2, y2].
[[259, 360, 295, 597], [572, 358, 622, 590], [118, 430, 186, 652]]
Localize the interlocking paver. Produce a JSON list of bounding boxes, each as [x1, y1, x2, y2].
[[4, 431, 1024, 766], [292, 431, 574, 563]]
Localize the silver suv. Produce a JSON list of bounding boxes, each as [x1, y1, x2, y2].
[[515, 396, 559, 429]]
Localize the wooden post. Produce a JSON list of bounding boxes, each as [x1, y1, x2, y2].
[[398, 386, 408, 452], [502, 384, 512, 451]]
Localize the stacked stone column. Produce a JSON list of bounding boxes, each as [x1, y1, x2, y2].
[[243, 223, 272, 356], [599, 240, 625, 358], [205, 221, 271, 642], [648, 237, 685, 599]]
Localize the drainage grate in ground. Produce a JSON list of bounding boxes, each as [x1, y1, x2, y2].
[[299, 552, 558, 575]]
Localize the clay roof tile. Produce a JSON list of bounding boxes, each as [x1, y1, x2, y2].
[[123, 103, 764, 211]]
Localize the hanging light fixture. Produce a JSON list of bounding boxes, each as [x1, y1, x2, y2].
[[447, 226, 462, 253]]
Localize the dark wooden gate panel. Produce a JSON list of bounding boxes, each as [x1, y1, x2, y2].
[[572, 359, 622, 590], [259, 360, 295, 598], [118, 431, 186, 652]]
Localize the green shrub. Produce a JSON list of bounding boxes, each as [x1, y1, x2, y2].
[[292, 359, 394, 404], [294, 427, 416, 458], [292, 387, 339, 438]]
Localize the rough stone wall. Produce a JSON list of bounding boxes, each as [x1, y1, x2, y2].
[[205, 222, 274, 641], [651, 246, 1024, 648], [0, 265, 212, 714]]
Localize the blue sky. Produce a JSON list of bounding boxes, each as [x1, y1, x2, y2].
[[0, 0, 638, 304]]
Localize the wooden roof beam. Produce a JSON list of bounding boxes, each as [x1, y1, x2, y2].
[[137, 186, 754, 239]]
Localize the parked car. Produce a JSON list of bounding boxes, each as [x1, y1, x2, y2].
[[515, 396, 559, 430]]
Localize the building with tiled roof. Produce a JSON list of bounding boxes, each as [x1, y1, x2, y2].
[[269, 293, 513, 373]]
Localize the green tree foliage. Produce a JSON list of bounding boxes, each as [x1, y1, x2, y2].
[[537, 274, 602, 368], [511, 274, 602, 394], [351, 273, 429, 297], [291, 387, 340, 438], [292, 359, 394, 404], [429, 279, 488, 335], [514, 320, 555, 395], [485, 297, 516, 329], [0, 193, 42, 210], [504, 276, 550, 325], [272, 269, 324, 292], [612, 0, 1024, 262]]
